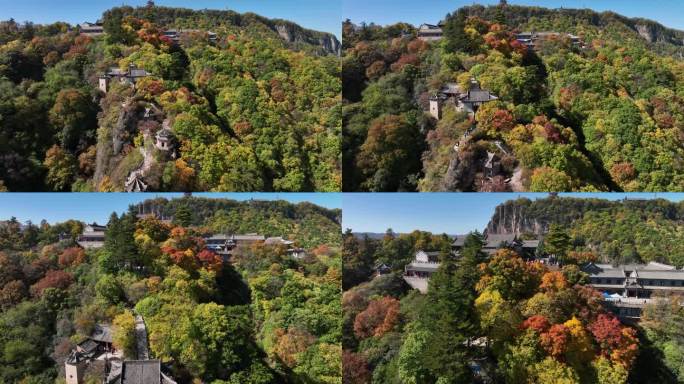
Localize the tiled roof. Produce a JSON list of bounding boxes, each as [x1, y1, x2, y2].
[[119, 360, 161, 384]]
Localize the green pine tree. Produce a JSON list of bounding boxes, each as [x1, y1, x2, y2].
[[544, 224, 572, 264], [420, 232, 483, 382], [174, 204, 193, 227]]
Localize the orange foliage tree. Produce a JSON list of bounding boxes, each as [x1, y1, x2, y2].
[[353, 296, 400, 339]]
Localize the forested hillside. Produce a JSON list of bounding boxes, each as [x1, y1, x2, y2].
[[0, 196, 342, 383], [486, 195, 684, 267], [0, 3, 341, 192], [343, 2, 684, 192], [342, 230, 684, 383], [342, 195, 684, 383]]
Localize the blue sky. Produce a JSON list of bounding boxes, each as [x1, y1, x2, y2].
[[0, 193, 341, 225], [343, 0, 684, 32], [0, 0, 341, 38], [343, 193, 684, 235]]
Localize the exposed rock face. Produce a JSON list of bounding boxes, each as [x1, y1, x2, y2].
[[319, 34, 342, 56], [485, 202, 551, 236], [275, 24, 341, 55], [94, 101, 137, 184], [636, 24, 656, 43], [441, 156, 477, 191]]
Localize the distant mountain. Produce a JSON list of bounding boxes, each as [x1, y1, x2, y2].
[[460, 4, 684, 55], [134, 196, 342, 248], [352, 232, 389, 240], [107, 5, 341, 55]]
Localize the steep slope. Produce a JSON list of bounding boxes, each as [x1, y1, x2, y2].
[[343, 4, 684, 192], [485, 195, 684, 266], [107, 5, 341, 55], [135, 196, 342, 248], [0, 4, 341, 192]]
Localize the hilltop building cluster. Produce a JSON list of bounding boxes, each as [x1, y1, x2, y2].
[[399, 232, 684, 319], [403, 233, 539, 293], [76, 222, 305, 259], [205, 233, 306, 260], [428, 78, 498, 119], [417, 21, 583, 50], [98, 64, 152, 93], [65, 323, 176, 384], [79, 22, 217, 43]]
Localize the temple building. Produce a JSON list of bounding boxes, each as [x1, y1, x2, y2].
[[452, 233, 539, 255], [162, 28, 218, 43], [65, 324, 116, 384], [404, 234, 540, 293], [99, 64, 152, 93], [106, 360, 177, 384], [204, 234, 266, 259], [77, 223, 107, 248], [204, 234, 305, 260], [78, 22, 104, 36], [154, 127, 175, 152], [429, 79, 498, 119], [582, 262, 684, 298], [403, 250, 441, 293], [417, 23, 444, 41], [515, 31, 582, 50]]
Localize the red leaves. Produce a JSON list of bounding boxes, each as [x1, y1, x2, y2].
[[589, 314, 623, 351], [30, 270, 73, 297], [196, 249, 223, 272], [540, 323, 569, 358], [58, 247, 86, 268], [522, 315, 551, 333], [274, 328, 316, 368], [407, 39, 429, 54], [610, 162, 636, 185], [390, 54, 420, 72], [353, 296, 400, 339], [343, 350, 371, 384], [589, 314, 638, 368]]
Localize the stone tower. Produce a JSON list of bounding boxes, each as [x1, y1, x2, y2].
[[65, 352, 87, 384], [98, 76, 109, 93], [429, 96, 442, 120]]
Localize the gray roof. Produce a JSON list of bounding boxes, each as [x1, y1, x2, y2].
[[118, 360, 161, 384], [636, 270, 684, 280], [78, 339, 100, 354], [91, 324, 113, 343], [422, 250, 441, 257], [206, 234, 229, 241], [463, 89, 498, 103], [583, 262, 684, 280], [405, 262, 440, 273], [452, 235, 468, 247], [484, 234, 516, 247], [130, 69, 150, 78], [156, 128, 174, 139], [233, 234, 266, 241], [265, 236, 294, 245], [453, 233, 538, 249], [440, 83, 461, 95], [107, 68, 127, 76]]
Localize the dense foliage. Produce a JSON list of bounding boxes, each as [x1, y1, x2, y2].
[[488, 195, 684, 267], [0, 196, 341, 383], [342, 231, 667, 383], [343, 3, 684, 191], [0, 3, 341, 192]]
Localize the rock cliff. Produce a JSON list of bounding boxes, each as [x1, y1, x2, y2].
[[274, 23, 341, 55]]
